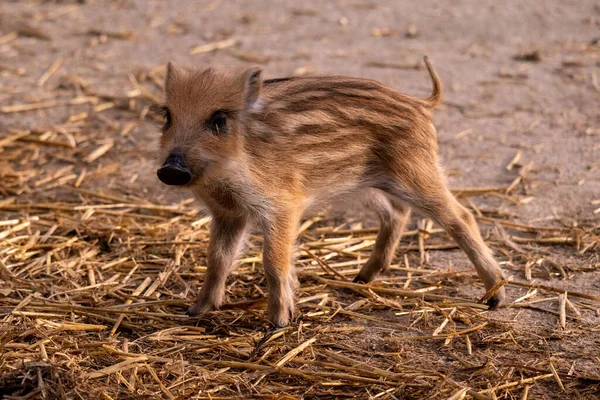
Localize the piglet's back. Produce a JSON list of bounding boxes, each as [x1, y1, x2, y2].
[[243, 74, 440, 192], [258, 75, 433, 130]]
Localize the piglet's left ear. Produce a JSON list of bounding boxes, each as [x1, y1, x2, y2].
[[243, 67, 262, 108]]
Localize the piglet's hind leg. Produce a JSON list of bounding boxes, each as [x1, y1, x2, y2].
[[354, 192, 411, 283]]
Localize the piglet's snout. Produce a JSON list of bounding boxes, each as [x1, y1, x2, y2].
[[157, 153, 192, 186]]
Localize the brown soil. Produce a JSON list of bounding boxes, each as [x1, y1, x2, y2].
[[1, 1, 599, 399]]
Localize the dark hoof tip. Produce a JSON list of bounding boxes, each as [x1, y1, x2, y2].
[[353, 275, 368, 284], [487, 297, 502, 310], [186, 305, 203, 317]]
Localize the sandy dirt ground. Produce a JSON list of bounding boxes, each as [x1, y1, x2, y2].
[[1, 1, 599, 399]]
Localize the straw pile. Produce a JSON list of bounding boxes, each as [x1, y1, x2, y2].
[[1, 22, 600, 400]]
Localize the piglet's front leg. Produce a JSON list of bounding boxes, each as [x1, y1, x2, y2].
[[262, 210, 300, 328], [187, 215, 246, 317]]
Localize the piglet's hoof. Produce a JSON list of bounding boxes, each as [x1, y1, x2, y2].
[[186, 301, 216, 317], [268, 301, 295, 328], [487, 297, 502, 310], [485, 286, 506, 310], [352, 275, 369, 284]]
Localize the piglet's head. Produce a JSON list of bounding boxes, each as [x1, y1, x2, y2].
[[155, 62, 262, 186]]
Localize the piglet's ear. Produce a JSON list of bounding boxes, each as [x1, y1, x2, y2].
[[165, 62, 182, 94], [243, 67, 262, 108]]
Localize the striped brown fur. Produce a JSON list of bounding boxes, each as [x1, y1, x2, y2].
[[156, 56, 506, 327]]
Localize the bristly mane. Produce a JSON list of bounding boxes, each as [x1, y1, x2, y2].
[[263, 77, 296, 85]]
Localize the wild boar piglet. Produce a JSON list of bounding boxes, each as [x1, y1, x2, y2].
[[155, 57, 506, 327]]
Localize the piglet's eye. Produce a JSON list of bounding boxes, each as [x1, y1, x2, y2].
[[209, 110, 228, 136], [152, 104, 172, 131]]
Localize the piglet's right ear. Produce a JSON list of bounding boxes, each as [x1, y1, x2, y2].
[[165, 62, 182, 93]]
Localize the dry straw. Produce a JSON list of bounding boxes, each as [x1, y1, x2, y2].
[[1, 35, 599, 400]]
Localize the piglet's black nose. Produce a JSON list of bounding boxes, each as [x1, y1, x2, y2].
[[157, 153, 192, 186]]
